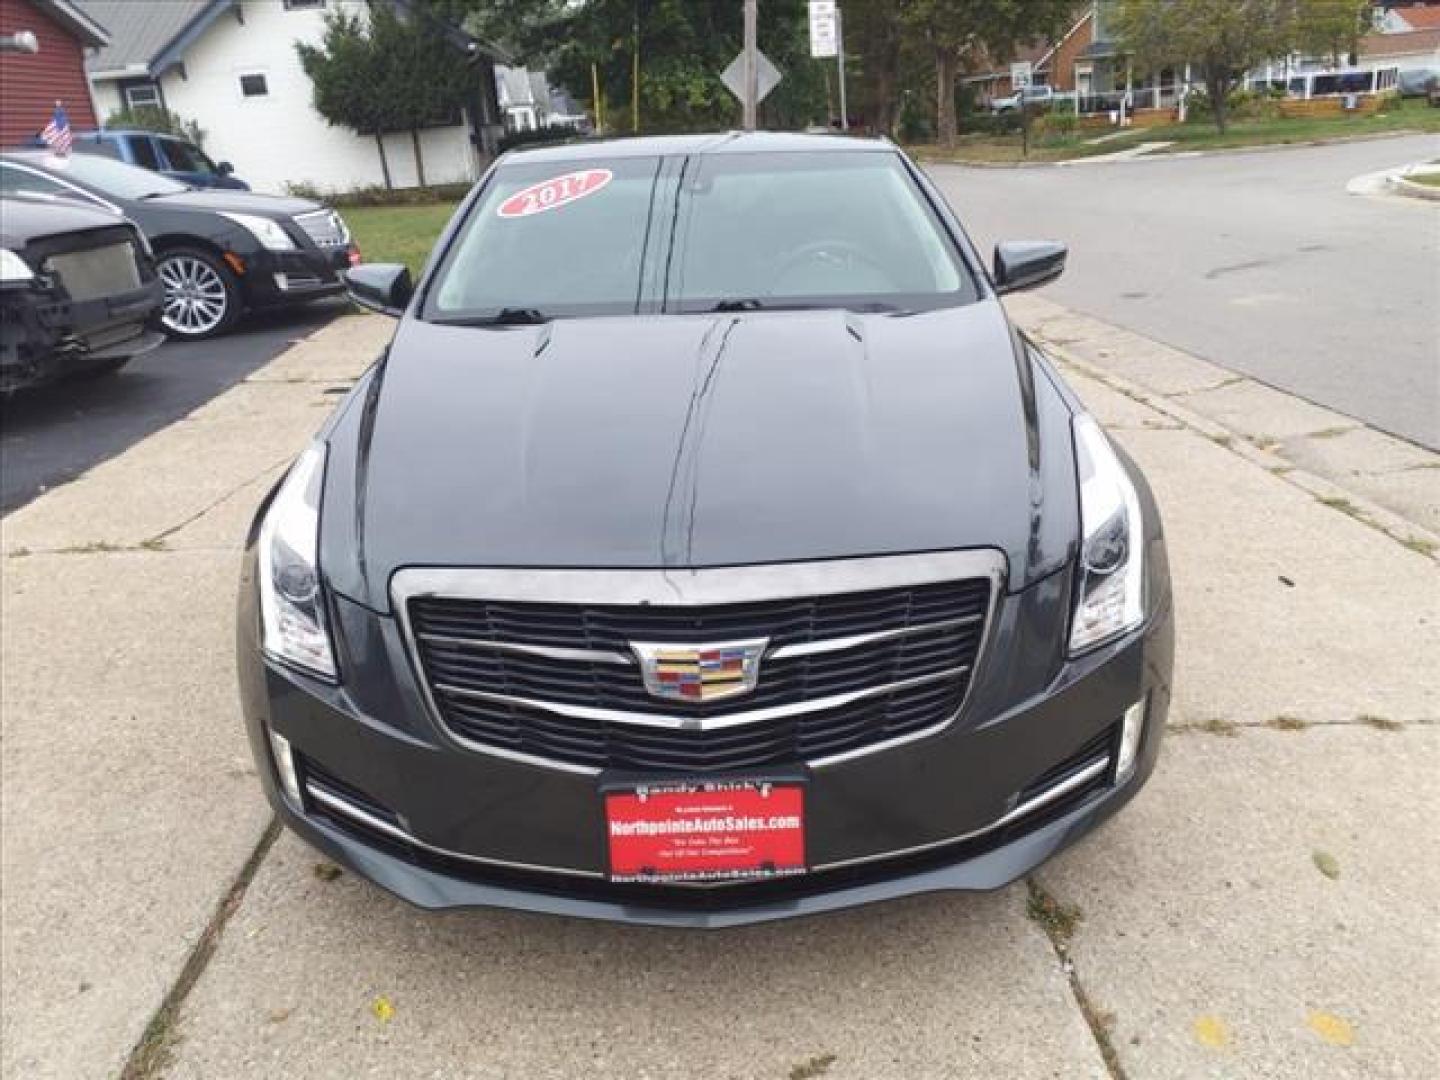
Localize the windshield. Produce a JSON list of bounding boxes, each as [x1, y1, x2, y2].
[[34, 152, 188, 200], [160, 139, 216, 174], [426, 149, 975, 322]]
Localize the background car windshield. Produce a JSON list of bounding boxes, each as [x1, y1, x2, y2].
[[160, 140, 216, 174], [428, 150, 973, 321], [431, 157, 659, 319], [669, 151, 969, 311], [38, 153, 188, 199]]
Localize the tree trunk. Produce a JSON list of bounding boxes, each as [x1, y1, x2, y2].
[[410, 129, 426, 188], [373, 132, 393, 191], [1205, 66, 1229, 134], [873, 59, 897, 137], [935, 47, 958, 148]]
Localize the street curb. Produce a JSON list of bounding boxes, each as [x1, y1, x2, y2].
[[914, 128, 1432, 169], [1028, 334, 1440, 564], [1391, 175, 1440, 201]]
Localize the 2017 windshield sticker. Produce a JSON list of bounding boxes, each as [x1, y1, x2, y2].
[[496, 169, 613, 218]]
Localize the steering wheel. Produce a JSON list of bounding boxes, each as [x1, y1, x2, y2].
[[766, 240, 890, 295]]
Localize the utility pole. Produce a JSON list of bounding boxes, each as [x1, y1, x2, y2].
[[742, 0, 758, 130], [835, 5, 847, 131]]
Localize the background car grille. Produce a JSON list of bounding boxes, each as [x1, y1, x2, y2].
[[407, 577, 992, 772], [293, 209, 350, 248]]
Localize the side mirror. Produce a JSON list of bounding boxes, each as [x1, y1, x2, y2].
[[216, 161, 234, 176], [993, 240, 1067, 295], [344, 263, 412, 317]]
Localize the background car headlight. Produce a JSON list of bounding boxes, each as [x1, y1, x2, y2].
[[1069, 414, 1144, 655], [219, 211, 297, 251], [0, 248, 34, 283], [258, 442, 336, 679]]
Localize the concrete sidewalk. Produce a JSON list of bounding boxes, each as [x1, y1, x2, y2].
[[2, 305, 1435, 1079]]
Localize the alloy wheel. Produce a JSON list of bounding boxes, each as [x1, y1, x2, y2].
[[158, 254, 229, 336]]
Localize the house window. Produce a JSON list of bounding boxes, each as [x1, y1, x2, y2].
[[282, 0, 325, 9], [239, 73, 269, 98], [123, 82, 161, 109]]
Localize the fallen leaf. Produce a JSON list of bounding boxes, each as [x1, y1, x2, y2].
[[1192, 1015, 1230, 1049], [268, 1007, 293, 1024], [313, 862, 343, 882], [372, 996, 395, 1024], [1312, 850, 1340, 880], [1307, 1010, 1354, 1046]]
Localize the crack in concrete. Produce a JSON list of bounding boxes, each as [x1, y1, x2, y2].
[[1167, 717, 1430, 736], [118, 818, 281, 1080], [144, 454, 293, 547], [1025, 878, 1127, 1080]]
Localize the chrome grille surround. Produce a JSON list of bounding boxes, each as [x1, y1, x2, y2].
[[393, 550, 1007, 775]]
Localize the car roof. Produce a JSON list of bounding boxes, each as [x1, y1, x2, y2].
[[501, 130, 894, 166]]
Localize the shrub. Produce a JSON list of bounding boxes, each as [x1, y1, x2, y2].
[[103, 106, 206, 148], [281, 181, 474, 207], [498, 124, 583, 153]]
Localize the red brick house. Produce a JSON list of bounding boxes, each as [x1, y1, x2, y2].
[[0, 0, 108, 147]]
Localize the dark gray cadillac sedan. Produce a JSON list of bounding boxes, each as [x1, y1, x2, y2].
[[237, 133, 1173, 927]]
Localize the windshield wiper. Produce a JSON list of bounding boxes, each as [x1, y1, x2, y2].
[[435, 307, 550, 326]]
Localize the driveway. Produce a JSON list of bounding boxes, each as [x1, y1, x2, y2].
[[926, 134, 1440, 449], [0, 300, 346, 514]]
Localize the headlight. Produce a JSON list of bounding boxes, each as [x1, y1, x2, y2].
[[258, 442, 336, 679], [1069, 414, 1144, 655], [0, 248, 34, 283], [219, 211, 297, 251]]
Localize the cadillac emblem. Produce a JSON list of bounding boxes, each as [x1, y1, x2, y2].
[[631, 639, 768, 703]]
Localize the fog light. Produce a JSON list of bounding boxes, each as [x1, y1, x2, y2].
[[1117, 698, 1146, 782], [268, 729, 303, 806]]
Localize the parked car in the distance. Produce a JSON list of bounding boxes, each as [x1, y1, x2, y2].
[[991, 84, 1069, 113], [1, 194, 164, 391], [0, 152, 357, 340], [38, 129, 251, 190], [1396, 67, 1438, 98]]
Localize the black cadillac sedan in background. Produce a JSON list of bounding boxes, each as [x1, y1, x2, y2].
[[238, 133, 1173, 927], [0, 151, 356, 340]]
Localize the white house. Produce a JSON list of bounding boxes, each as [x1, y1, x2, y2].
[[78, 0, 505, 195]]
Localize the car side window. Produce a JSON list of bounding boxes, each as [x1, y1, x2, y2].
[[128, 136, 162, 171], [159, 138, 209, 174]]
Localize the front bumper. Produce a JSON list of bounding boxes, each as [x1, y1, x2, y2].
[[0, 278, 163, 391], [238, 553, 1174, 928], [240, 245, 353, 309]]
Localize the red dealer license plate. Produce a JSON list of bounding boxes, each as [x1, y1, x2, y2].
[[605, 780, 806, 884]]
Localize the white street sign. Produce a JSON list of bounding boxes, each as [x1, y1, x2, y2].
[[721, 49, 783, 105], [1011, 61, 1033, 88], [809, 1, 838, 59]]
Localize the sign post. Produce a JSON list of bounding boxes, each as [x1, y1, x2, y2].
[[809, 1, 846, 130], [743, 0, 759, 130]]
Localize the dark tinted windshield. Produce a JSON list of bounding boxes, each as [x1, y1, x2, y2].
[[159, 138, 216, 174], [26, 152, 188, 199], [426, 149, 974, 321]]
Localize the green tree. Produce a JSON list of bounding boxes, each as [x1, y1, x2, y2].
[[297, 9, 398, 188], [900, 0, 1073, 147], [1109, 0, 1354, 133], [298, 4, 476, 189]]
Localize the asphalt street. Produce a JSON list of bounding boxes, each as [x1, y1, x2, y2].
[[0, 299, 347, 514], [927, 133, 1440, 449]]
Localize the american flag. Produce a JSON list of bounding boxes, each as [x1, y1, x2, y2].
[[41, 103, 71, 156]]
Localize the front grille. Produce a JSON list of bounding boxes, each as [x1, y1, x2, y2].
[[293, 209, 350, 248], [405, 567, 994, 772]]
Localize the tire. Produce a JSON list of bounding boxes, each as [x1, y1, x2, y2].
[[156, 247, 242, 340]]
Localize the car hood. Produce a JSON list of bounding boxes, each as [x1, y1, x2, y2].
[[143, 189, 318, 219], [0, 194, 125, 246], [335, 300, 1053, 610]]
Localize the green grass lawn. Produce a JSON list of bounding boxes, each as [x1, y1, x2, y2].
[[1407, 171, 1440, 187], [910, 97, 1440, 164], [343, 201, 461, 277]]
